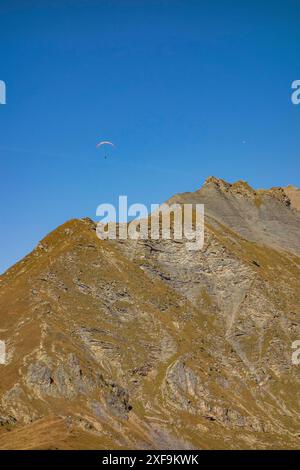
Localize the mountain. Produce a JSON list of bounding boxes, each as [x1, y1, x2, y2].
[[0, 177, 299, 450]]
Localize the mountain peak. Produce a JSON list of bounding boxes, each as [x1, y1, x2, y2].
[[203, 176, 256, 198], [204, 176, 229, 187], [166, 176, 299, 256]]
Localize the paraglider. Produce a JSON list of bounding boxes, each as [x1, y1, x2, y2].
[[96, 140, 115, 159]]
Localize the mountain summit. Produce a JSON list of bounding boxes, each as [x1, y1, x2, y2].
[[168, 177, 300, 255], [0, 178, 299, 449]]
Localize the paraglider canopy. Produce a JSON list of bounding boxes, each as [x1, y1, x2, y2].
[[96, 140, 115, 148], [96, 140, 115, 159]]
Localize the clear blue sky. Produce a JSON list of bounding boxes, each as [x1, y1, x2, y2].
[[0, 0, 299, 273]]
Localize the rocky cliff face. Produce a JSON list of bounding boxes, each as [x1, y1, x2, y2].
[[0, 177, 299, 449]]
